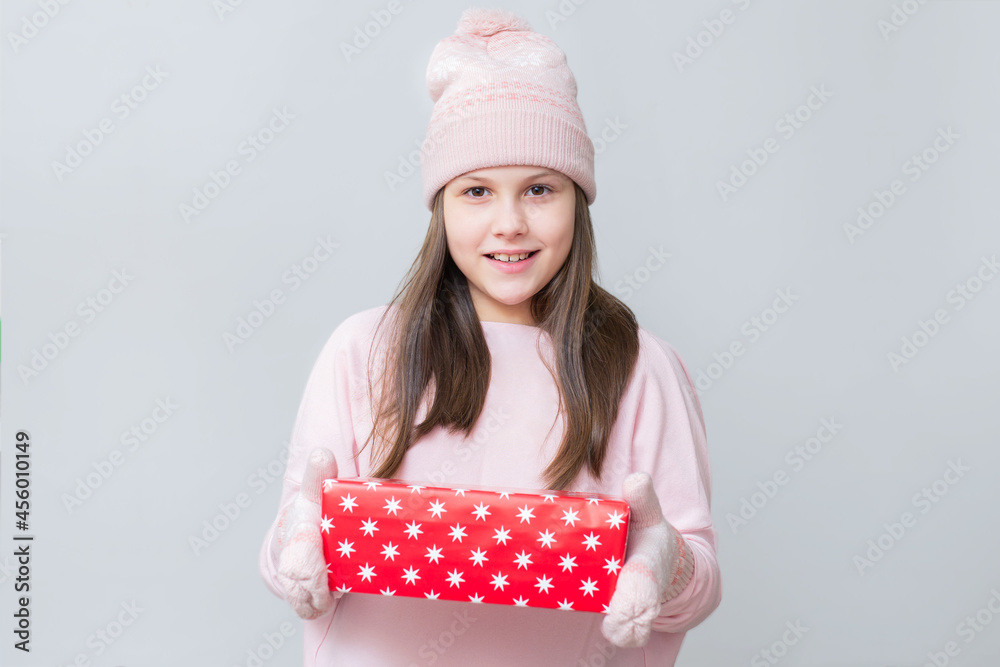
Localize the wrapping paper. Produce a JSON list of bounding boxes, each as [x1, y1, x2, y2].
[[320, 477, 630, 612]]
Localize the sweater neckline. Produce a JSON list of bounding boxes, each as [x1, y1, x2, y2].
[[480, 320, 540, 330]]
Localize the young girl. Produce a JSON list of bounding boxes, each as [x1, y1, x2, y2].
[[259, 8, 721, 665]]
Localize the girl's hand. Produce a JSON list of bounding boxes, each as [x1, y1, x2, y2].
[[601, 472, 694, 648], [274, 447, 340, 619]]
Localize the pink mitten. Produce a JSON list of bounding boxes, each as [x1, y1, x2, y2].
[[601, 472, 695, 648], [272, 447, 340, 619]]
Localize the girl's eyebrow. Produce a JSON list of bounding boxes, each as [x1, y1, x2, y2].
[[458, 171, 560, 183]]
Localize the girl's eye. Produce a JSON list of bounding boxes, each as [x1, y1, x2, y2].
[[461, 185, 551, 198]]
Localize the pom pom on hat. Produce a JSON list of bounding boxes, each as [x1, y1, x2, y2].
[[456, 7, 532, 36]]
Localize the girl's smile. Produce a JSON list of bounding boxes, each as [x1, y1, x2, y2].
[[483, 249, 540, 273]]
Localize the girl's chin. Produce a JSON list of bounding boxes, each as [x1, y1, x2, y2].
[[477, 292, 536, 309]]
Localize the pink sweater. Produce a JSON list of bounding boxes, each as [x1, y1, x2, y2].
[[259, 304, 721, 666]]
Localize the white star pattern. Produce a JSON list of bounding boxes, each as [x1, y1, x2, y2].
[[336, 539, 356, 558], [505, 49, 546, 69], [383, 497, 402, 515], [403, 521, 423, 539], [513, 550, 533, 569], [537, 530, 557, 548], [339, 494, 358, 512], [605, 510, 626, 529], [428, 500, 447, 518], [490, 573, 509, 591], [559, 554, 577, 572], [471, 502, 491, 520], [428, 55, 461, 83], [320, 479, 631, 613], [534, 575, 553, 594]]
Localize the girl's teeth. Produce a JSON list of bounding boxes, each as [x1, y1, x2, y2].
[[490, 252, 532, 262]]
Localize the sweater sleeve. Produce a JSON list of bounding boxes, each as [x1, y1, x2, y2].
[[258, 316, 365, 601], [630, 331, 722, 634]]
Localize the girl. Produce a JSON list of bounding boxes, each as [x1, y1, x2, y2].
[[259, 8, 721, 666]]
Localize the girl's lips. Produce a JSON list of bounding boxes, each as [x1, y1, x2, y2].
[[484, 250, 538, 274]]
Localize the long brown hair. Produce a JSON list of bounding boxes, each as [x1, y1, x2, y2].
[[359, 182, 640, 490]]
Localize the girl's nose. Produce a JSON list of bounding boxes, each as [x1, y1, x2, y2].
[[492, 200, 530, 234]]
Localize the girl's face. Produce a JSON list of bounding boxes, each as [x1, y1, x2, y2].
[[442, 165, 576, 326]]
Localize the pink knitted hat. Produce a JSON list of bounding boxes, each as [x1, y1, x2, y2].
[[420, 7, 596, 211]]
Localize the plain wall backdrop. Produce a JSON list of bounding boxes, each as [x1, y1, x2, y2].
[[2, 0, 999, 665]]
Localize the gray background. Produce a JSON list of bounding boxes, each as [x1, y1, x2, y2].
[[2, 0, 999, 665]]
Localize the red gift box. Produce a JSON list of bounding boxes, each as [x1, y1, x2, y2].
[[320, 478, 630, 613]]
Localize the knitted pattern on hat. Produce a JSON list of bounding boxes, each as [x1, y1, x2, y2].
[[420, 7, 596, 211]]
